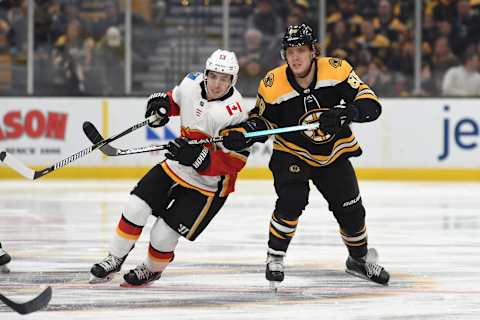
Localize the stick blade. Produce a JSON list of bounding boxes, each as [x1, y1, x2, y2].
[[82, 121, 104, 144], [0, 149, 35, 180], [0, 286, 52, 315], [82, 122, 118, 156]]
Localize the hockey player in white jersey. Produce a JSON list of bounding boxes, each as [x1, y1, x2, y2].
[[89, 49, 252, 287]]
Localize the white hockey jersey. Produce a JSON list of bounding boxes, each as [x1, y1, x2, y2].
[[160, 72, 251, 197]]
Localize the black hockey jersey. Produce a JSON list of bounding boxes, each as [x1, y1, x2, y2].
[[250, 57, 381, 167]]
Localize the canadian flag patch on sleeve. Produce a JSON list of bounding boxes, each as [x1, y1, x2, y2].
[[225, 102, 243, 116]]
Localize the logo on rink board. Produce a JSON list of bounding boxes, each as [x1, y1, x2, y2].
[[438, 105, 479, 161], [0, 110, 68, 140]]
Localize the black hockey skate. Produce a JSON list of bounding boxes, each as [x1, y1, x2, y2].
[[266, 252, 285, 291], [0, 244, 11, 273], [121, 263, 161, 287], [345, 248, 390, 285], [89, 254, 126, 284]]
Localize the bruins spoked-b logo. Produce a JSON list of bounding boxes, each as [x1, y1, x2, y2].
[[328, 58, 342, 68], [263, 73, 274, 87], [289, 165, 301, 173], [300, 109, 335, 144]]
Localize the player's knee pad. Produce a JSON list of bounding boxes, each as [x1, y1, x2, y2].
[[150, 218, 180, 252], [123, 194, 152, 227], [275, 183, 309, 218]]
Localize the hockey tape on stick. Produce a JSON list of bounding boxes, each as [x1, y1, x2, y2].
[[0, 114, 158, 179], [83, 121, 320, 156]]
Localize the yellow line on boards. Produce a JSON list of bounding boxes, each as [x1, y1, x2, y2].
[[1, 167, 480, 181]]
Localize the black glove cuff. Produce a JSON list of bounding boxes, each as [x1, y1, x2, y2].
[[192, 147, 210, 171]]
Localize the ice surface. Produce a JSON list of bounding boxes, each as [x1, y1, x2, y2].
[[0, 180, 479, 319]]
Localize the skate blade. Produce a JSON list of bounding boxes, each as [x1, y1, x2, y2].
[[345, 269, 389, 286], [0, 264, 10, 274], [89, 273, 114, 284], [120, 281, 154, 288], [269, 281, 280, 293]]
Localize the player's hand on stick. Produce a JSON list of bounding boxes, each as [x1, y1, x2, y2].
[[318, 105, 357, 135], [145, 92, 170, 128], [165, 138, 210, 171], [221, 129, 248, 151]]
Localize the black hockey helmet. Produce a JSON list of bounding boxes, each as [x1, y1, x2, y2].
[[281, 23, 319, 60]]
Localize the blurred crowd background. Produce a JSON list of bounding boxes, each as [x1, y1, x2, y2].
[[0, 0, 479, 97]]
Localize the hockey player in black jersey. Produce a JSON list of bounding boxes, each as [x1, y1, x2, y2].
[[222, 24, 390, 287]]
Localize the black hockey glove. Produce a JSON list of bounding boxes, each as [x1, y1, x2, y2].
[[145, 92, 171, 128], [221, 119, 267, 151], [222, 130, 248, 151], [165, 138, 211, 171], [318, 105, 358, 135]]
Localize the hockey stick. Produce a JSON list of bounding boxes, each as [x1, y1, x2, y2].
[[83, 121, 320, 156], [0, 115, 158, 180], [0, 286, 52, 314]]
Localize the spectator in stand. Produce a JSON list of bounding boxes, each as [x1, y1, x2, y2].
[[6, 0, 27, 60], [373, 0, 406, 43], [237, 28, 275, 96], [436, 19, 457, 54], [451, 0, 480, 55], [326, 20, 356, 57], [287, 0, 316, 34], [47, 1, 91, 49], [0, 9, 10, 53], [95, 26, 124, 95], [430, 0, 457, 22], [91, 2, 122, 40], [51, 19, 94, 95], [387, 30, 414, 76], [246, 0, 283, 42], [431, 36, 458, 94], [355, 19, 390, 62], [442, 47, 480, 96], [327, 0, 363, 38], [422, 12, 436, 51], [364, 58, 396, 97]]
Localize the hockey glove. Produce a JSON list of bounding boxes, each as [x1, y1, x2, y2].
[[165, 138, 211, 171], [145, 92, 171, 128], [221, 119, 267, 151], [222, 130, 248, 151], [318, 105, 358, 135]]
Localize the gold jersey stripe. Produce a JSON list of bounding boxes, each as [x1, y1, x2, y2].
[[275, 134, 357, 159], [186, 196, 214, 240], [219, 175, 230, 197], [273, 142, 360, 167], [161, 162, 215, 197]]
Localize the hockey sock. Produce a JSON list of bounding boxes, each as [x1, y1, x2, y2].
[[340, 225, 368, 258], [268, 211, 298, 252], [146, 244, 174, 273], [110, 195, 151, 258]]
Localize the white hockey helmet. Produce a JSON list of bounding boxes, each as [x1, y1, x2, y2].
[[204, 49, 239, 88]]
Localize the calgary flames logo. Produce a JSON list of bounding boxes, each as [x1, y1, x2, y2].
[[300, 109, 335, 144]]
